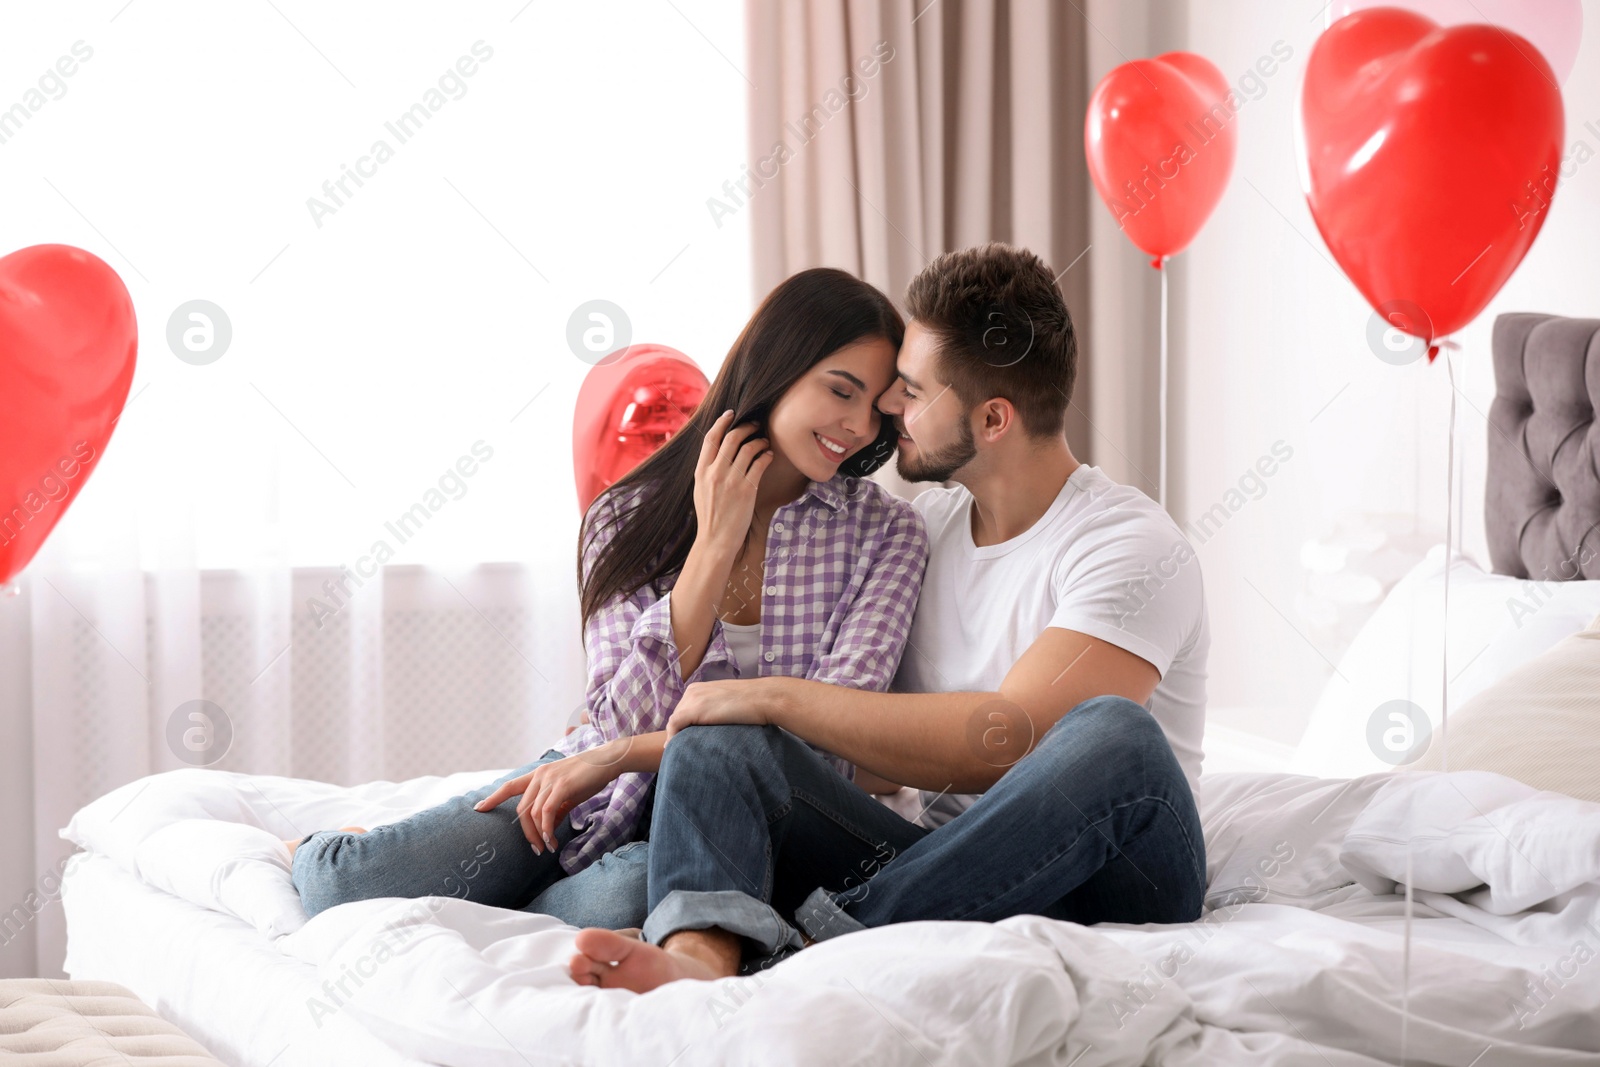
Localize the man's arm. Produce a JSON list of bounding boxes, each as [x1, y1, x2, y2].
[[667, 627, 1160, 794]]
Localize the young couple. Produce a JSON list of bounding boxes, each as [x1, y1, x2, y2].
[[288, 242, 1210, 995]]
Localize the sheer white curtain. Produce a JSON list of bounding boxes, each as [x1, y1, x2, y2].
[[0, 0, 751, 978]]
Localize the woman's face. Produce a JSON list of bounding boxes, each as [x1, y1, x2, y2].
[[765, 335, 899, 483]]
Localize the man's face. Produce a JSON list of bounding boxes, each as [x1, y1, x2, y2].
[[875, 321, 977, 483]]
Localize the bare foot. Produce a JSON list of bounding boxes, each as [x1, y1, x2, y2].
[[568, 928, 728, 992], [283, 826, 367, 860]]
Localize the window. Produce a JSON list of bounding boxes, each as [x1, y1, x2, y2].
[[9, 1, 751, 570]]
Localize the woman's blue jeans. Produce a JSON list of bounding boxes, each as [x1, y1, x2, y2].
[[289, 749, 649, 929]]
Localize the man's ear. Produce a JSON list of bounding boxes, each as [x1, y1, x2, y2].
[[977, 397, 1017, 443]]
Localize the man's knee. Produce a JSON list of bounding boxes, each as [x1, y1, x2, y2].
[[1033, 695, 1171, 769], [1048, 694, 1155, 735]]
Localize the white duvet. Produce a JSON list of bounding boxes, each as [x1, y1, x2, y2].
[[63, 766, 1600, 1066]]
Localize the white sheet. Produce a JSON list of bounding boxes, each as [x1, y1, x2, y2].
[[62, 764, 1600, 1066]]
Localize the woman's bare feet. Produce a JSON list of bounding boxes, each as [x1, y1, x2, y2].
[[568, 928, 740, 993], [283, 826, 367, 860]]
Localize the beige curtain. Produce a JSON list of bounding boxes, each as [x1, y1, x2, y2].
[[743, 0, 1098, 486]]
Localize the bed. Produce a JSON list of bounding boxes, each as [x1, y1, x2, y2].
[[58, 313, 1600, 1066]]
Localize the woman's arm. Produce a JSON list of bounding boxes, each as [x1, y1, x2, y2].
[[575, 414, 770, 749], [591, 729, 667, 774], [665, 540, 737, 681], [669, 412, 774, 680]]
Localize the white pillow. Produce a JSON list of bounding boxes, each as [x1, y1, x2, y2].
[[1410, 614, 1600, 801], [62, 765, 508, 875], [1290, 546, 1600, 779], [61, 768, 262, 871], [134, 819, 308, 938], [1340, 770, 1600, 913]]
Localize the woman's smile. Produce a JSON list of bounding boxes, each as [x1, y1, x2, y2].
[[814, 430, 851, 462]]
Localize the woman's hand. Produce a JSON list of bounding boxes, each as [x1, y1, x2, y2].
[[693, 410, 773, 555], [472, 750, 621, 854]]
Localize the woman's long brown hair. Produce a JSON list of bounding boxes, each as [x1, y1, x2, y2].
[[578, 267, 904, 631]]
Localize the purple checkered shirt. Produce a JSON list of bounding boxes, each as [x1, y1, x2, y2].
[[551, 472, 929, 873]]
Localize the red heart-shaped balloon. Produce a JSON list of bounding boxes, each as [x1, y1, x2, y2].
[[0, 244, 137, 585], [1086, 52, 1239, 265], [1301, 8, 1564, 346], [572, 344, 707, 514]]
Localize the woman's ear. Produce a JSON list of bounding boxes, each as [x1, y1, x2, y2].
[[838, 414, 899, 478], [740, 401, 772, 436]]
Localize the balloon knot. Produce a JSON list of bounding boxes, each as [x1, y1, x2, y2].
[[1427, 344, 1439, 363], [1151, 257, 1164, 271]]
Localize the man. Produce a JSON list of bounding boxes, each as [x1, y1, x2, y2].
[[570, 242, 1210, 991]]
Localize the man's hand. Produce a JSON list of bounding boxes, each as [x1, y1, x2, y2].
[[722, 629, 1162, 794], [666, 677, 790, 739]]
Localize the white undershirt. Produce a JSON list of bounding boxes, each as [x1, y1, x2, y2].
[[720, 620, 763, 677]]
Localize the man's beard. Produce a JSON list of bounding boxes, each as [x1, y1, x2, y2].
[[895, 418, 976, 483]]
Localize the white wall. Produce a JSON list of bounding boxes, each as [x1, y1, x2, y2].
[[1146, 0, 1600, 744]]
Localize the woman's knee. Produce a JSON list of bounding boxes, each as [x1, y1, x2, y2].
[[527, 840, 650, 929], [291, 832, 363, 916], [659, 723, 778, 782]]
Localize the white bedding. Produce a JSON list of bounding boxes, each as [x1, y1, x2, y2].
[[61, 764, 1600, 1066], [60, 849, 429, 1067]]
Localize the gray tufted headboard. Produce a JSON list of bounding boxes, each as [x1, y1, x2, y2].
[[1488, 313, 1600, 580]]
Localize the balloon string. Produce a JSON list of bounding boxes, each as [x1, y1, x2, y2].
[[1401, 846, 1414, 1066], [1401, 337, 1459, 1067], [1442, 343, 1456, 773], [1159, 256, 1170, 511]]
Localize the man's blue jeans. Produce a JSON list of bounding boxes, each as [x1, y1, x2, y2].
[[639, 696, 1206, 954], [290, 749, 650, 929]]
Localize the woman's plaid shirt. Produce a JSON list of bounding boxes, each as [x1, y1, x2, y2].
[[552, 473, 929, 873]]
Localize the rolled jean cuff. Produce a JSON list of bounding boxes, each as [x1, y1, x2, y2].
[[794, 887, 867, 944], [641, 889, 804, 955]]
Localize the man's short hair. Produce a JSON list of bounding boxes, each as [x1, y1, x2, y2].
[[905, 242, 1076, 437]]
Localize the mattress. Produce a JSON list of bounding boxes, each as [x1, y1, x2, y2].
[[60, 850, 428, 1067]]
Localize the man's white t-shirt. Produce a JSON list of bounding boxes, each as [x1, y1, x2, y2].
[[891, 463, 1209, 828]]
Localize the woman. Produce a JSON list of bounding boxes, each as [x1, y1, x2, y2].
[[288, 268, 929, 927]]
